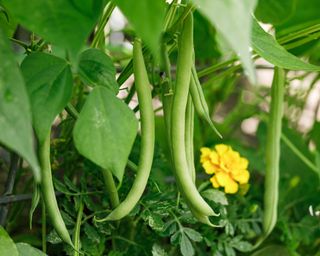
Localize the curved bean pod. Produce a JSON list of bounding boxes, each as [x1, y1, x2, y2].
[[190, 65, 222, 138], [103, 38, 155, 221], [39, 132, 73, 246]]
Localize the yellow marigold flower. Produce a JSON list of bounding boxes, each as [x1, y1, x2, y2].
[[200, 144, 250, 194]]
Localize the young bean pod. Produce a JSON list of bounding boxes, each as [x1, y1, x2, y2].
[[103, 38, 155, 221], [185, 95, 196, 183], [263, 67, 285, 237], [190, 65, 222, 138], [170, 13, 216, 217], [184, 94, 220, 224], [39, 132, 73, 246]]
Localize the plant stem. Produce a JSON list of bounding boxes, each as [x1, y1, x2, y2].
[[278, 24, 320, 44], [281, 134, 320, 179], [101, 169, 119, 209], [42, 199, 47, 253], [91, 2, 116, 48], [73, 199, 84, 256]]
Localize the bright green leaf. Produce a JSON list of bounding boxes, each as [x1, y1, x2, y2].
[[16, 243, 46, 256], [21, 52, 73, 143], [255, 0, 297, 25], [73, 86, 138, 182], [193, 0, 257, 83], [1, 0, 104, 53], [202, 189, 228, 205], [0, 5, 17, 37], [0, 226, 19, 256], [0, 28, 40, 182], [251, 245, 291, 256], [78, 48, 118, 93], [114, 0, 166, 57], [180, 233, 194, 256], [184, 228, 203, 242], [252, 20, 320, 71]]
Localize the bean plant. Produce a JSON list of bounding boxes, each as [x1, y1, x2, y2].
[[0, 0, 320, 256]]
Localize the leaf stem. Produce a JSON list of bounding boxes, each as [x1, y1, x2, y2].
[[101, 169, 119, 209], [281, 133, 320, 179], [91, 2, 116, 48], [73, 199, 84, 256]]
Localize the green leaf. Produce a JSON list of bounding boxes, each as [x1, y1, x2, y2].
[[21, 52, 73, 143], [0, 226, 18, 256], [16, 243, 46, 256], [2, 0, 104, 53], [251, 245, 291, 256], [193, 0, 257, 83], [180, 233, 194, 256], [114, 0, 166, 57], [152, 244, 168, 256], [78, 48, 118, 93], [0, 5, 17, 37], [184, 228, 203, 242], [275, 0, 320, 36], [252, 20, 320, 71], [73, 86, 138, 182], [0, 28, 40, 182], [202, 189, 228, 205], [255, 0, 297, 25]]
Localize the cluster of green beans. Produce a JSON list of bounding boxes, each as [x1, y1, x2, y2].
[[168, 13, 219, 221]]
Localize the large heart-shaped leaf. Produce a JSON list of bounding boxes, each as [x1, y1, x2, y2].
[[252, 20, 320, 71], [114, 0, 166, 57], [193, 0, 257, 83], [21, 52, 73, 143], [73, 86, 138, 182], [16, 243, 47, 256], [0, 28, 40, 181], [0, 226, 18, 256], [1, 0, 104, 53], [78, 48, 118, 94]]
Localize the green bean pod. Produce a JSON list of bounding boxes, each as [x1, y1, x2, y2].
[[263, 67, 285, 237], [190, 65, 222, 138], [185, 94, 196, 183], [184, 94, 220, 224], [170, 13, 216, 217], [39, 132, 73, 246], [104, 38, 155, 221]]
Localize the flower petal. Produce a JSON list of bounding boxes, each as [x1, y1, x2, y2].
[[215, 144, 229, 155], [233, 170, 250, 184], [238, 157, 249, 169], [202, 161, 217, 174], [209, 151, 219, 165], [210, 176, 220, 188], [215, 171, 230, 186], [224, 179, 239, 194], [200, 147, 211, 163]]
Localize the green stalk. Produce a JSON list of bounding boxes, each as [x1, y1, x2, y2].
[[91, 2, 116, 48], [73, 200, 84, 256], [41, 200, 46, 253], [101, 169, 120, 209]]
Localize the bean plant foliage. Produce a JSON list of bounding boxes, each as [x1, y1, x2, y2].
[[0, 0, 319, 256]]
